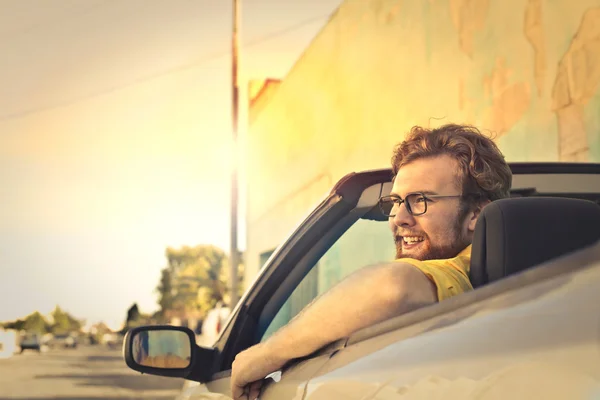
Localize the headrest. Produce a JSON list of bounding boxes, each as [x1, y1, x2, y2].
[[470, 197, 600, 288]]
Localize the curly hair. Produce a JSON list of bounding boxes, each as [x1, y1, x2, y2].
[[391, 124, 512, 206]]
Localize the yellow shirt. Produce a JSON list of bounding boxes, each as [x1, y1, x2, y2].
[[396, 245, 473, 301]]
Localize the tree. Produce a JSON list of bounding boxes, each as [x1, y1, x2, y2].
[[1, 308, 83, 335], [25, 312, 50, 334], [126, 303, 141, 324], [50, 306, 82, 334], [3, 318, 26, 332], [3, 312, 50, 334], [121, 303, 151, 332], [151, 309, 168, 324], [155, 245, 244, 319], [156, 268, 175, 312]]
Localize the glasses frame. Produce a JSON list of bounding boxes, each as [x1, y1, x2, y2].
[[378, 192, 466, 217]]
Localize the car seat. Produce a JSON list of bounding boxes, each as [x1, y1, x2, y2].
[[469, 197, 600, 288]]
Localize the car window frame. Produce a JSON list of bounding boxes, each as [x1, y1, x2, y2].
[[255, 206, 377, 342], [207, 170, 391, 375]]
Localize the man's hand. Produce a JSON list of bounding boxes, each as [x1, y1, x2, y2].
[[230, 342, 286, 400]]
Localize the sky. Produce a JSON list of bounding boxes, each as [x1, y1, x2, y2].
[[0, 0, 343, 330]]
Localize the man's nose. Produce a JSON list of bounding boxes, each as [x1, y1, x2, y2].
[[391, 201, 416, 227]]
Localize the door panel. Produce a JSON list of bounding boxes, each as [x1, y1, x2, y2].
[[181, 376, 231, 400], [260, 349, 342, 400], [182, 353, 335, 400], [302, 259, 600, 399]]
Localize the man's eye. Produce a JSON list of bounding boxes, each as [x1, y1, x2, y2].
[[415, 197, 426, 203]]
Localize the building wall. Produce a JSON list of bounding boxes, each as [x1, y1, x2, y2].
[[0, 329, 18, 358], [248, 79, 282, 126], [245, 0, 600, 281]]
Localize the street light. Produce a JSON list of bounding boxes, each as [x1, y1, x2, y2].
[[230, 0, 240, 308]]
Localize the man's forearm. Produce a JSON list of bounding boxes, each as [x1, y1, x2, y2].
[[262, 262, 436, 362]]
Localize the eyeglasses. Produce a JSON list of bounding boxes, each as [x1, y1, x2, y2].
[[378, 192, 465, 217]]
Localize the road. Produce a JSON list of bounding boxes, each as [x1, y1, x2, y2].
[[0, 345, 186, 400]]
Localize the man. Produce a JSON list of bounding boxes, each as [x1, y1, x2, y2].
[[230, 124, 513, 400], [132, 330, 149, 365]]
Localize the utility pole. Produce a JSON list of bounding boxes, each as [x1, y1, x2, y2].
[[229, 0, 240, 308]]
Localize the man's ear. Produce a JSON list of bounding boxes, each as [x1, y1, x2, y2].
[[467, 200, 490, 232]]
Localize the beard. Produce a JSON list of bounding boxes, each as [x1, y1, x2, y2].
[[394, 215, 471, 261]]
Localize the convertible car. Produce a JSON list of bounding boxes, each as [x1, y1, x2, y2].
[[124, 162, 600, 400]]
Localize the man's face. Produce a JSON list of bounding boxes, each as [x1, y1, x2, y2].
[[132, 333, 148, 364], [389, 154, 477, 260]]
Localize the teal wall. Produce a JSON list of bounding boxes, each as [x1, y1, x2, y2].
[[246, 0, 600, 282]]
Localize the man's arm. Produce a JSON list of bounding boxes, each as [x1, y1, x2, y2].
[[230, 262, 437, 400]]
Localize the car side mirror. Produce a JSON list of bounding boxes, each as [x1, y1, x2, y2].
[[123, 325, 217, 382]]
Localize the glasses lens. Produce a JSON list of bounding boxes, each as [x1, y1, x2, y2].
[[406, 193, 426, 215]]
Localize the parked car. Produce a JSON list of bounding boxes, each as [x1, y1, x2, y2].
[[48, 333, 78, 349], [103, 333, 122, 349], [19, 332, 41, 353], [124, 163, 600, 399]]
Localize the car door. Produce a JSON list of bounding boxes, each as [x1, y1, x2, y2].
[[299, 241, 600, 400]]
